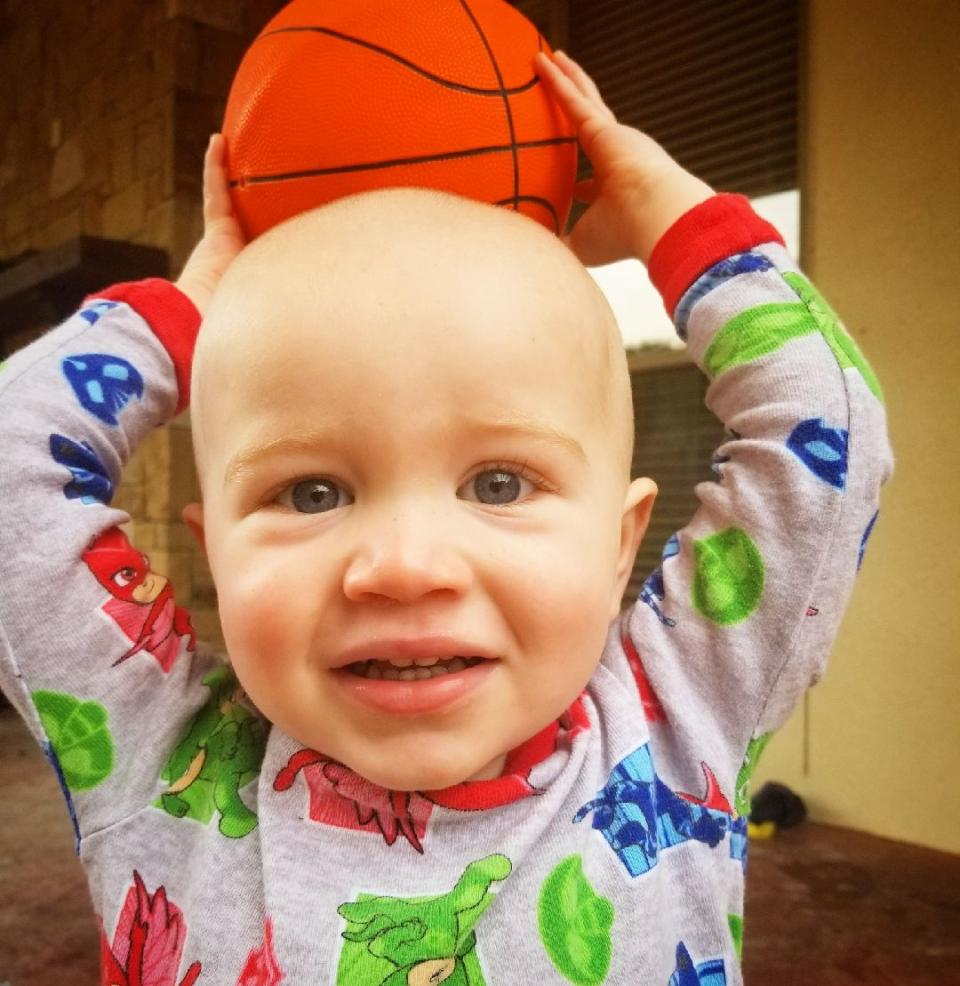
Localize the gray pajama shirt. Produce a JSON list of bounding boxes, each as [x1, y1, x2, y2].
[[0, 195, 892, 984]]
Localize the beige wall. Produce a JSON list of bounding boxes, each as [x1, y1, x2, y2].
[[754, 0, 960, 853]]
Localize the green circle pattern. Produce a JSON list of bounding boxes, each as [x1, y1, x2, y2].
[[728, 914, 744, 961], [692, 527, 765, 626], [538, 854, 614, 986]]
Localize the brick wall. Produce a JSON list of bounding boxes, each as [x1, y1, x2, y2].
[[3, 1, 172, 259], [0, 0, 287, 265], [0, 0, 287, 647]]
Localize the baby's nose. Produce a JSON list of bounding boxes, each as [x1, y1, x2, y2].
[[341, 510, 472, 604]]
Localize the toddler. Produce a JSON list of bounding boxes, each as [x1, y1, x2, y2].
[[0, 52, 891, 983]]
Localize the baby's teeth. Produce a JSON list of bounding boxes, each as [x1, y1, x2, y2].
[[352, 656, 486, 680]]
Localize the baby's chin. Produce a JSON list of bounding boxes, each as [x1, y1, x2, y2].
[[344, 749, 507, 793]]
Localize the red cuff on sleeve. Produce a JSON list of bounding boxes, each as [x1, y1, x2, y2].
[[83, 278, 201, 415], [647, 194, 785, 319]]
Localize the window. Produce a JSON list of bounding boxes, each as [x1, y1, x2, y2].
[[557, 0, 801, 596]]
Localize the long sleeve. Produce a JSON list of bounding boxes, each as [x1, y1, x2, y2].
[[0, 280, 219, 845], [611, 194, 893, 802]]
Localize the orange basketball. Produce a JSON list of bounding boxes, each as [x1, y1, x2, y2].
[[222, 0, 578, 239]]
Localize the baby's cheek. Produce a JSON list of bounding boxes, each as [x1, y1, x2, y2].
[[215, 558, 305, 695], [521, 545, 613, 666]]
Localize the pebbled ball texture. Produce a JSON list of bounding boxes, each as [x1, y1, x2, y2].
[[222, 0, 578, 239]]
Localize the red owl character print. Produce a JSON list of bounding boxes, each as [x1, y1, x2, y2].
[[83, 527, 195, 672]]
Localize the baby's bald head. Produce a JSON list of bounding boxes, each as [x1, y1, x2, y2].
[[192, 188, 634, 494], [183, 189, 656, 790]]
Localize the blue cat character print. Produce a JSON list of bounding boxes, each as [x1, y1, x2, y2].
[[49, 434, 113, 505], [573, 743, 733, 877], [674, 251, 775, 339], [670, 942, 726, 986], [639, 533, 680, 628]]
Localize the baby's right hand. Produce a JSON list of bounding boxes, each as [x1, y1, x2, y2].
[[176, 134, 246, 315]]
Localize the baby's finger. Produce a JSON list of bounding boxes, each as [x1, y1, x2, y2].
[[552, 52, 613, 114], [533, 52, 606, 130], [552, 51, 616, 123], [202, 134, 233, 224]]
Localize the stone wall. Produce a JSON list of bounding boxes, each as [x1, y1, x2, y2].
[[0, 0, 290, 647], [1, 0, 175, 258], [0, 0, 286, 266]]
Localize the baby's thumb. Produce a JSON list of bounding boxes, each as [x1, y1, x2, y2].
[[203, 135, 237, 228]]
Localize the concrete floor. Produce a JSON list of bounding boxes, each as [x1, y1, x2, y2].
[[744, 817, 960, 984], [1, 707, 959, 985]]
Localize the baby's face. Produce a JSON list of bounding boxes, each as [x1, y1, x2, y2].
[[188, 190, 654, 791]]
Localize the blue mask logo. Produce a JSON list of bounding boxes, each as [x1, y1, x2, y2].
[[61, 354, 144, 426], [78, 300, 120, 326], [787, 417, 848, 489]]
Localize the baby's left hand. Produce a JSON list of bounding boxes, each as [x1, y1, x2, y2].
[[534, 51, 713, 267], [176, 133, 247, 316]]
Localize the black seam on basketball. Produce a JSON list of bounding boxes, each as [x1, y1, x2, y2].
[[258, 25, 541, 97], [494, 194, 560, 234], [458, 0, 520, 211], [228, 137, 578, 187]]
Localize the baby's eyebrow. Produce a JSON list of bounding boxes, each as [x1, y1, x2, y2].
[[223, 433, 337, 487], [462, 417, 587, 462]]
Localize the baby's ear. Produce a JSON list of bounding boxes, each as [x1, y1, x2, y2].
[[610, 478, 657, 620], [182, 502, 207, 555]]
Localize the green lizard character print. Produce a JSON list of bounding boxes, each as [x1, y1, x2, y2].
[[155, 665, 267, 838], [334, 854, 512, 985]]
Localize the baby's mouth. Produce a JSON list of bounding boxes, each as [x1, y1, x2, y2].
[[345, 656, 490, 681]]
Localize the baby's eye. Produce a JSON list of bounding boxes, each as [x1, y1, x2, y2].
[[459, 469, 533, 506], [278, 478, 353, 513]]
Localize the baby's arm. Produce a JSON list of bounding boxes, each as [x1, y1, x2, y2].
[[536, 54, 892, 784], [0, 137, 244, 842]]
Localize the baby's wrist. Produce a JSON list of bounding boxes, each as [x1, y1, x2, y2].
[[630, 165, 715, 265], [174, 271, 216, 319], [85, 279, 201, 413]]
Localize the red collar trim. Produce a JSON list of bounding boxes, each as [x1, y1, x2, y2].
[[425, 693, 591, 811]]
